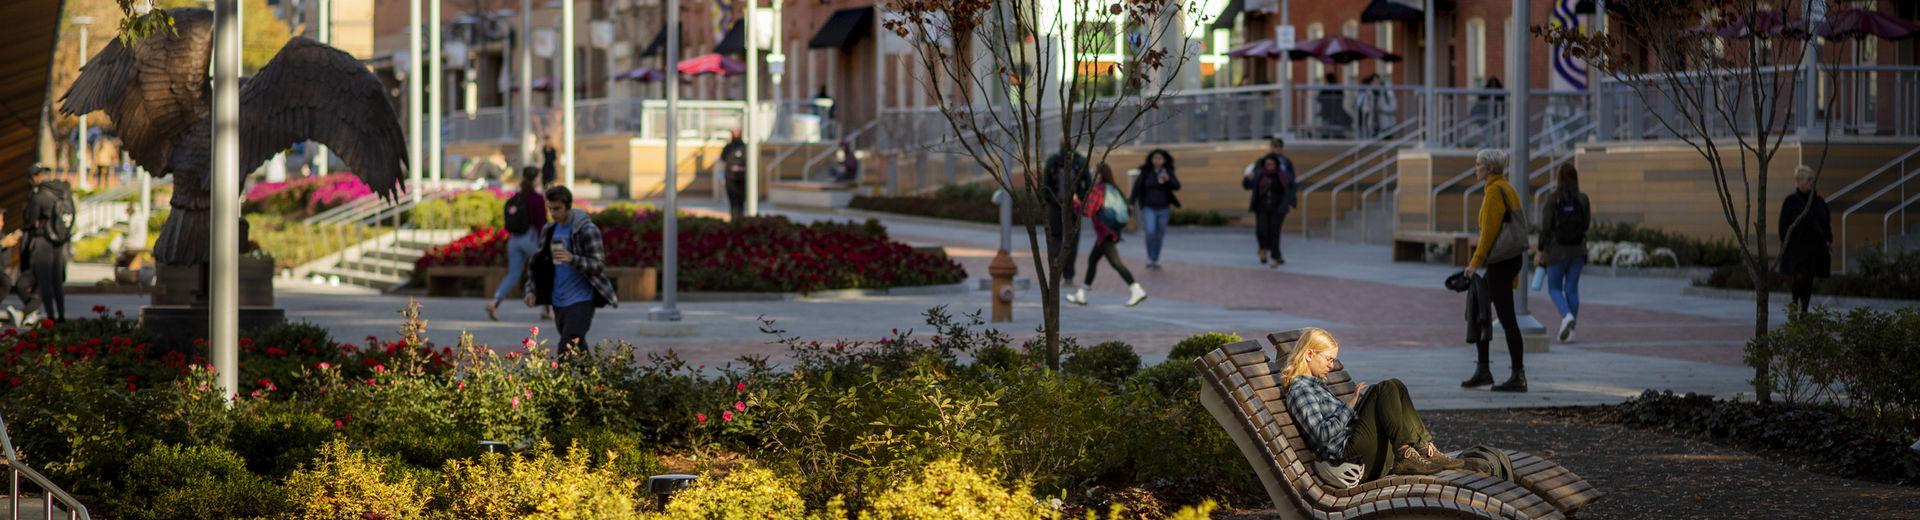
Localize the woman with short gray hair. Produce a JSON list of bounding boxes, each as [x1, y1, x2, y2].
[[1460, 148, 1529, 393], [1778, 164, 1831, 314]]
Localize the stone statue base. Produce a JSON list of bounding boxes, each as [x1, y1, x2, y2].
[[141, 257, 286, 352]]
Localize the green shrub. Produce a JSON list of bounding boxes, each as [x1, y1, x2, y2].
[[971, 343, 1029, 371], [660, 464, 806, 519], [1062, 341, 1141, 385], [551, 426, 665, 481], [1168, 332, 1242, 362], [1747, 306, 1920, 418], [436, 442, 642, 519], [412, 191, 507, 230], [283, 441, 428, 520], [72, 231, 119, 263], [106, 444, 289, 520], [1129, 361, 1198, 400], [227, 403, 338, 478], [865, 459, 1051, 520], [1703, 247, 1920, 300], [1588, 221, 1744, 267]]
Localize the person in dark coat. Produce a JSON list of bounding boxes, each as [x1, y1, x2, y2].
[[1778, 165, 1832, 314], [1043, 145, 1091, 293], [1129, 149, 1180, 269], [722, 131, 749, 220], [1244, 138, 1296, 267], [540, 143, 559, 188], [22, 166, 71, 322]]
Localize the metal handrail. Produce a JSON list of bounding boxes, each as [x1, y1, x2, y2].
[[1323, 129, 1426, 241], [1, 413, 91, 520], [1456, 116, 1592, 231], [1882, 190, 1918, 254], [1840, 164, 1919, 273], [801, 120, 878, 182]]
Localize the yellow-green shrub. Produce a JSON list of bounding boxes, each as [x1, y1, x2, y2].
[[283, 441, 428, 520], [434, 442, 642, 519], [864, 459, 1053, 520], [660, 464, 807, 519]]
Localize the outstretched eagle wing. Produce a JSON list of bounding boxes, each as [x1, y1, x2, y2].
[[58, 8, 214, 174], [231, 37, 408, 200]]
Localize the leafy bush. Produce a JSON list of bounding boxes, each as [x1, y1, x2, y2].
[[435, 442, 643, 519], [106, 444, 289, 520], [1703, 246, 1920, 300], [659, 464, 807, 519], [244, 173, 373, 219], [849, 183, 1042, 225], [865, 458, 1051, 520], [550, 426, 666, 481], [1587, 221, 1745, 267], [1604, 391, 1920, 485], [227, 403, 338, 478], [1168, 332, 1242, 362], [1129, 361, 1198, 401], [247, 213, 388, 270], [72, 231, 119, 263], [412, 190, 509, 231], [1746, 306, 1920, 417], [283, 441, 428, 520], [971, 343, 1030, 371], [1062, 341, 1142, 385]]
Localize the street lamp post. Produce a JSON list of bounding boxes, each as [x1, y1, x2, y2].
[[1425, 0, 1438, 147], [74, 16, 94, 189], [409, 0, 424, 203], [745, 0, 760, 217], [211, 0, 242, 402], [562, 0, 576, 190], [1508, 0, 1543, 339], [520, 0, 533, 166], [316, 0, 331, 174], [430, 0, 443, 183], [649, 0, 682, 322]]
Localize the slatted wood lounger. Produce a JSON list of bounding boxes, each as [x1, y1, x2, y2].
[[1191, 329, 1602, 519]]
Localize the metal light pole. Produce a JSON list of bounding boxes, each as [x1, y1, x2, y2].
[[74, 16, 94, 189], [562, 0, 576, 190], [1589, 0, 1606, 142], [1424, 0, 1438, 147], [408, 0, 424, 202], [316, 0, 331, 174], [650, 0, 682, 322], [1278, 0, 1290, 137], [1508, 0, 1539, 327], [520, 0, 534, 166], [429, 0, 443, 183], [212, 0, 241, 402], [745, 0, 760, 216]]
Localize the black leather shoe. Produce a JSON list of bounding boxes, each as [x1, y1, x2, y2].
[[1491, 370, 1528, 392], [1460, 364, 1494, 388]]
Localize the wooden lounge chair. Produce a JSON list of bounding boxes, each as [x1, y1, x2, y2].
[[1192, 329, 1601, 519]]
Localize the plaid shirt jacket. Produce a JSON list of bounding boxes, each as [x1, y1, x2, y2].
[[1285, 375, 1356, 463], [525, 208, 619, 308]]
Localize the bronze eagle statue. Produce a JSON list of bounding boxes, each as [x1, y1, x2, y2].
[[59, 8, 407, 266]]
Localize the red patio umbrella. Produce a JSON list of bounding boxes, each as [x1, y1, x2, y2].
[[1286, 36, 1402, 64], [677, 54, 746, 76], [1818, 7, 1920, 40], [1227, 39, 1283, 59]]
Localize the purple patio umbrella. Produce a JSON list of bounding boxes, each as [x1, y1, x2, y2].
[[1287, 36, 1402, 64], [1227, 39, 1282, 59], [1818, 7, 1920, 40], [617, 67, 666, 82]]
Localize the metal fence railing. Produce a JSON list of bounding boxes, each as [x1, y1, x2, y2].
[[2, 413, 90, 520]]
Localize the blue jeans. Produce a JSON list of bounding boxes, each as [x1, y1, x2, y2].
[[493, 232, 541, 301], [1140, 206, 1172, 263], [1546, 256, 1585, 319]]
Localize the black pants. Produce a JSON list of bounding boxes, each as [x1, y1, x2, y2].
[[1790, 272, 1817, 314], [553, 303, 596, 358], [1255, 210, 1287, 260], [1343, 379, 1435, 481], [1083, 236, 1136, 286], [30, 258, 64, 322], [1476, 254, 1525, 371], [726, 181, 747, 221], [1047, 207, 1082, 284]]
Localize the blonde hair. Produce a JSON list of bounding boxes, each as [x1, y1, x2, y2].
[[1475, 148, 1509, 176], [1278, 328, 1341, 388], [1795, 164, 1815, 182]]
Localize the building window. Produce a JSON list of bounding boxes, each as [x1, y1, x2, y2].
[[1376, 22, 1394, 80], [1343, 20, 1360, 85], [1308, 22, 1325, 84], [1466, 17, 1486, 87]]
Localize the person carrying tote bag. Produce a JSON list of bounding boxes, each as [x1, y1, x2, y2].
[[1460, 149, 1531, 393]]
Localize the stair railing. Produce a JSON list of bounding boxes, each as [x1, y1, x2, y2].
[[1, 413, 91, 520]]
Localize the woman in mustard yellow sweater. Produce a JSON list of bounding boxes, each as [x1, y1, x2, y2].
[[1461, 149, 1529, 392]]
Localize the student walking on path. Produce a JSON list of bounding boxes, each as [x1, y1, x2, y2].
[[487, 170, 550, 322], [1129, 149, 1181, 270], [722, 131, 749, 221], [1044, 145, 1091, 298], [1066, 163, 1148, 307], [1244, 138, 1296, 267], [1536, 164, 1590, 343], [1778, 165, 1832, 314], [1460, 149, 1530, 393], [524, 186, 618, 355]]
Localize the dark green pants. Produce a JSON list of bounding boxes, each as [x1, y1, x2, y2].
[[1341, 379, 1435, 481]]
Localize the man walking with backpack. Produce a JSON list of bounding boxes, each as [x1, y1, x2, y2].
[[487, 169, 550, 322], [23, 165, 75, 323], [1535, 164, 1590, 343], [523, 186, 617, 355]]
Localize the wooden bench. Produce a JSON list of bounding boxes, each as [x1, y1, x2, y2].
[[425, 265, 658, 301], [1192, 329, 1600, 520], [1393, 231, 1476, 266]]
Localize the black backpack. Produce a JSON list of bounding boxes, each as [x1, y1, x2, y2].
[[28, 181, 76, 245], [1551, 192, 1588, 246], [503, 192, 531, 234]]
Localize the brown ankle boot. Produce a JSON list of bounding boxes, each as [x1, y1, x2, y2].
[[1391, 445, 1445, 475], [1421, 442, 1466, 470]]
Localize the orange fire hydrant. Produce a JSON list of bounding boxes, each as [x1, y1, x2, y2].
[[990, 188, 1016, 322]]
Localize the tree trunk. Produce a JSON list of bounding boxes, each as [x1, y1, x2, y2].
[[1753, 160, 1772, 403]]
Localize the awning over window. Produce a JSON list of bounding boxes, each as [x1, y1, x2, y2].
[[1210, 0, 1243, 30], [715, 20, 745, 55], [809, 7, 873, 49], [642, 23, 678, 57]]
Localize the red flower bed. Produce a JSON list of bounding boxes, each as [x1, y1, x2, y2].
[[416, 208, 966, 293]]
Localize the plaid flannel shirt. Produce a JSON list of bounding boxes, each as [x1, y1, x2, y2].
[[1284, 375, 1356, 463], [526, 208, 619, 308]]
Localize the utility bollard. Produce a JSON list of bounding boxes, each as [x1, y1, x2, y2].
[[990, 188, 1016, 322]]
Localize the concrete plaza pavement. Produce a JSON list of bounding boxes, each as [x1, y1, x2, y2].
[[60, 201, 1905, 410]]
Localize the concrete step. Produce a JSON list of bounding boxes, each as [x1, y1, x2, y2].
[[364, 248, 428, 264], [316, 269, 408, 291], [336, 257, 416, 276]]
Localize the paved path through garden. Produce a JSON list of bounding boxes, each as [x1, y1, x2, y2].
[[63, 201, 1909, 410]]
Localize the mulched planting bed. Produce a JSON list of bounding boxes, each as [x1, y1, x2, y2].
[[1219, 407, 1920, 519]]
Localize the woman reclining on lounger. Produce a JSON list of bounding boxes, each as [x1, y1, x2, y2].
[[1281, 328, 1465, 481]]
